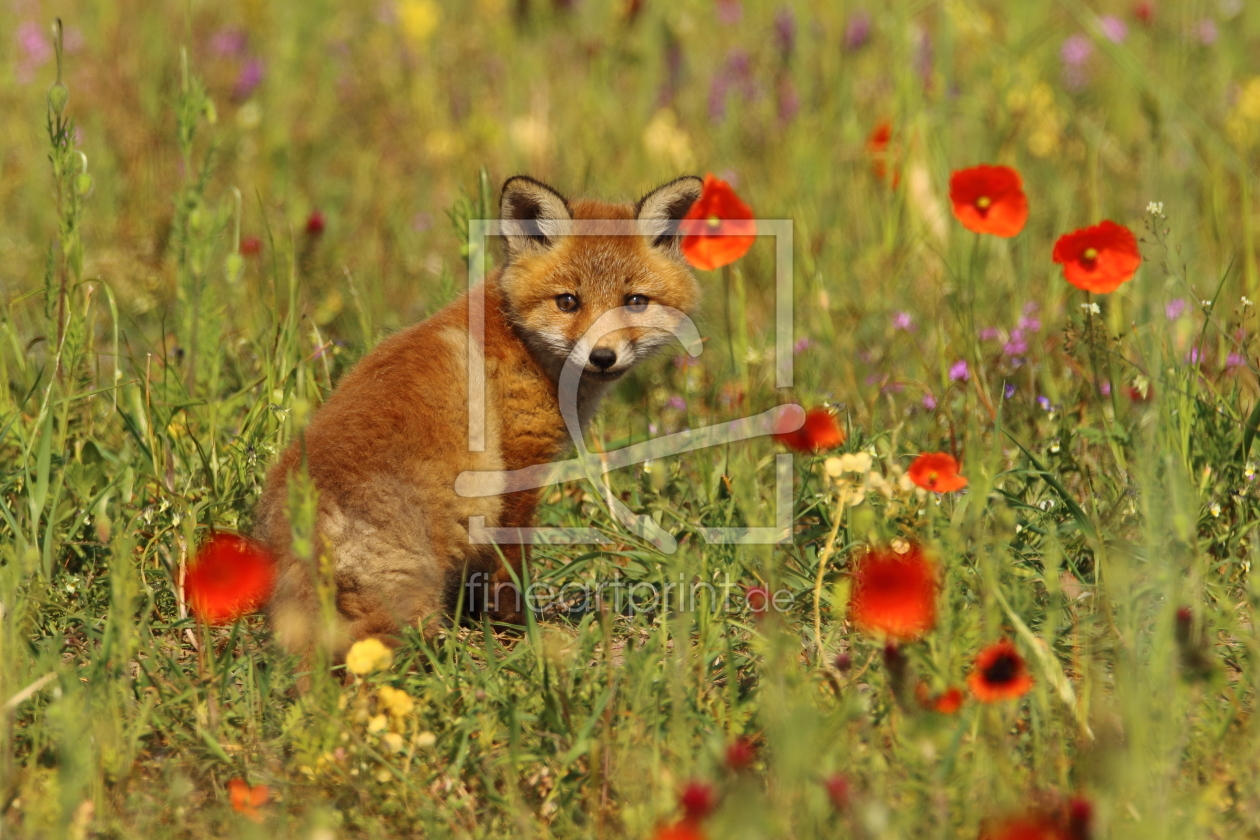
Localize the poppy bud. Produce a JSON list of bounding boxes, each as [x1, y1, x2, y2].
[[48, 82, 69, 119]]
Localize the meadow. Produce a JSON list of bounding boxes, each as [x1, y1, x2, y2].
[[2, 0, 1260, 836]]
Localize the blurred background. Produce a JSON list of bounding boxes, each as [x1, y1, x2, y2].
[[2, 0, 1256, 388]]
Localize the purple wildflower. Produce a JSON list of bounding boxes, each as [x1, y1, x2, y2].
[[16, 21, 52, 84], [914, 28, 933, 86], [1195, 19, 1218, 45], [949, 360, 969, 382], [843, 11, 871, 51], [708, 49, 756, 123], [1166, 298, 1186, 320], [1187, 347, 1202, 365], [1003, 330, 1028, 357], [1037, 395, 1052, 411], [922, 393, 937, 410], [1017, 315, 1041, 332], [892, 311, 914, 331], [1099, 15, 1128, 43], [210, 27, 248, 57], [658, 36, 683, 107], [1227, 353, 1244, 369], [667, 396, 687, 411], [716, 0, 743, 25], [1004, 383, 1016, 399], [777, 76, 800, 124], [1061, 33, 1093, 90], [978, 327, 1000, 341], [1061, 33, 1093, 65], [234, 57, 265, 100], [708, 77, 730, 123], [794, 337, 812, 354], [774, 7, 797, 62], [1099, 380, 1112, 396]]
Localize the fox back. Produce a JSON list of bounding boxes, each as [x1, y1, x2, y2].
[[255, 175, 703, 662]]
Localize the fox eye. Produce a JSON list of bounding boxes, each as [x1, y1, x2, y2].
[[625, 294, 649, 313], [555, 293, 580, 312]]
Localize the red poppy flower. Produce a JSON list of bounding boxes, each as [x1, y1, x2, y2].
[[239, 236, 262, 256], [907, 452, 968, 492], [185, 533, 276, 625], [679, 780, 717, 822], [978, 815, 1066, 840], [979, 798, 1092, 840], [848, 544, 938, 640], [968, 640, 1034, 703], [680, 174, 756, 271], [774, 407, 845, 452], [823, 774, 851, 811], [305, 209, 325, 237], [948, 165, 1029, 237], [228, 778, 268, 823], [725, 736, 757, 771], [652, 823, 706, 840], [867, 120, 900, 186], [1052, 220, 1141, 294], [916, 683, 964, 714]]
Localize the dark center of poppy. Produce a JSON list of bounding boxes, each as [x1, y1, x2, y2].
[[975, 195, 991, 213], [983, 653, 1018, 685], [1081, 247, 1099, 267], [707, 215, 722, 230]]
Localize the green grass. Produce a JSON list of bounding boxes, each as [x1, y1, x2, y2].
[[2, 0, 1260, 836]]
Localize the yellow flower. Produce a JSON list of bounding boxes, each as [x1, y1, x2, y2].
[[367, 713, 389, 734], [345, 638, 393, 676], [642, 109, 694, 170], [377, 685, 415, 718], [398, 0, 441, 46]]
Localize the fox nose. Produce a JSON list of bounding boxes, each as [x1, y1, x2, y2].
[[589, 348, 617, 370]]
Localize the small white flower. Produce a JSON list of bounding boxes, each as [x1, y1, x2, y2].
[[1146, 201, 1164, 216], [1202, 299, 1213, 310], [1209, 501, 1222, 518], [1049, 441, 1061, 454], [1081, 303, 1101, 315], [1243, 296, 1254, 309]]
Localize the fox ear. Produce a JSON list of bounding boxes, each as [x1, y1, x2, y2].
[[500, 176, 571, 259], [636, 176, 704, 254]]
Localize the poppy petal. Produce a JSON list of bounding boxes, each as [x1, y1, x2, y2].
[[680, 174, 756, 270], [949, 165, 1029, 237]]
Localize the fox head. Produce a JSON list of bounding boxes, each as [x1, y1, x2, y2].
[[496, 175, 704, 382]]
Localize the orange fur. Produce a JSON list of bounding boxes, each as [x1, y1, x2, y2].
[[255, 176, 703, 661]]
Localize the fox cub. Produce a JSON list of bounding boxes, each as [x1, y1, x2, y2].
[[255, 175, 704, 660]]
